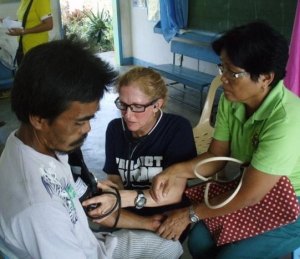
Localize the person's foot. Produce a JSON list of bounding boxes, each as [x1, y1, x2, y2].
[[0, 90, 11, 99], [0, 121, 6, 127]]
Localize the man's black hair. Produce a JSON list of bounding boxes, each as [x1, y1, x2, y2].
[[11, 39, 118, 123]]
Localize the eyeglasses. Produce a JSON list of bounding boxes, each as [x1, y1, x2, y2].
[[217, 64, 249, 79], [114, 97, 158, 113]]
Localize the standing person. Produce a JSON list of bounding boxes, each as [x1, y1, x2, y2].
[[0, 40, 183, 259], [0, 0, 53, 98], [149, 21, 300, 258], [2, 0, 53, 64], [13, 0, 53, 54], [82, 66, 197, 241]]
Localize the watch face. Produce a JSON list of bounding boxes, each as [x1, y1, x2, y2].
[[135, 192, 147, 209], [136, 196, 146, 207], [189, 206, 200, 223], [190, 215, 199, 223]]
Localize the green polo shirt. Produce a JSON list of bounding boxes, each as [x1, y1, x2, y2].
[[214, 80, 300, 195]]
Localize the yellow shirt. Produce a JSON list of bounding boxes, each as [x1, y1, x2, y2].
[[17, 0, 52, 53]]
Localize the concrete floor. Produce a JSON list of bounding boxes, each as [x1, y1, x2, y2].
[[1, 51, 206, 258]]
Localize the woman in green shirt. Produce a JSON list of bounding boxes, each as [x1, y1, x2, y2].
[[151, 21, 300, 258]]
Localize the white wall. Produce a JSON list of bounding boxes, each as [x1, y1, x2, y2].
[[130, 4, 171, 65], [119, 0, 132, 59], [49, 0, 63, 40], [0, 2, 18, 19]]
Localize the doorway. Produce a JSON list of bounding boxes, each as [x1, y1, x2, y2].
[[58, 0, 120, 65]]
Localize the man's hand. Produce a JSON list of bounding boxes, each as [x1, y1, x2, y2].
[[156, 208, 190, 241]]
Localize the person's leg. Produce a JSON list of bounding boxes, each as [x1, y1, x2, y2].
[[216, 208, 300, 259], [111, 229, 183, 259], [188, 221, 219, 259]]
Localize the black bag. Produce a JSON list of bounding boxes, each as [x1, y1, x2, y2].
[[68, 148, 102, 203], [69, 148, 121, 226], [15, 46, 24, 66]]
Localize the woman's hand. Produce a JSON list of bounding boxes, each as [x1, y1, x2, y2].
[[82, 181, 120, 220], [156, 208, 190, 240], [150, 167, 178, 202], [98, 179, 120, 190]]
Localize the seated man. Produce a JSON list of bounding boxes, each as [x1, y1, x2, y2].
[[0, 39, 183, 259]]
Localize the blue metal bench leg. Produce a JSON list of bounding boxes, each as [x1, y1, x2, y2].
[[293, 247, 300, 259]]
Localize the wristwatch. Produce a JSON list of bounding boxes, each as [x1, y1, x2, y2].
[[134, 190, 147, 209], [189, 205, 200, 223]]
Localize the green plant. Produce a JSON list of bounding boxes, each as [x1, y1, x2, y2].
[[62, 5, 114, 52], [83, 8, 114, 52]]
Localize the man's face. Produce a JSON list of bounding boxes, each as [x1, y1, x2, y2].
[[40, 100, 99, 154]]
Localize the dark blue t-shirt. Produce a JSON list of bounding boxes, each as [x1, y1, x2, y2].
[[104, 112, 196, 187], [103, 112, 197, 215]]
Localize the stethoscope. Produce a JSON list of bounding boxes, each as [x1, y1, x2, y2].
[[121, 109, 163, 188], [121, 108, 163, 141]]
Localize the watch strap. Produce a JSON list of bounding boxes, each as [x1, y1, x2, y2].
[[189, 205, 200, 223]]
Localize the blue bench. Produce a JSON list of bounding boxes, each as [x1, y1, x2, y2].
[[0, 62, 14, 91], [293, 246, 300, 259], [149, 37, 220, 109]]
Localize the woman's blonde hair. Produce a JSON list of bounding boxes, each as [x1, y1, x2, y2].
[[116, 66, 168, 108]]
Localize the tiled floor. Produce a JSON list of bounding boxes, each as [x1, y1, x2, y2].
[[0, 51, 203, 258]]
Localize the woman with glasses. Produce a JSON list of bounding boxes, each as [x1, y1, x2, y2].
[[89, 66, 197, 241], [148, 21, 300, 258]]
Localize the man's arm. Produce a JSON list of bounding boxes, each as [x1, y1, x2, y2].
[[94, 208, 164, 232]]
